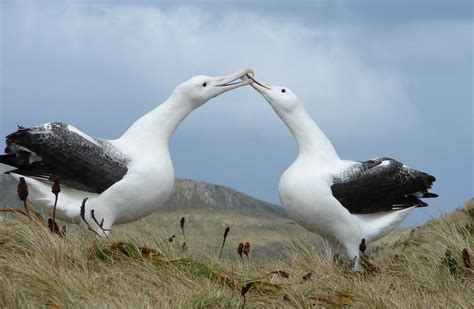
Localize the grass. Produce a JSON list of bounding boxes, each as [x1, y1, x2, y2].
[[119, 209, 315, 261], [0, 201, 473, 308]]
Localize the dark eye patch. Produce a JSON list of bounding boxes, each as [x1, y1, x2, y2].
[[281, 89, 286, 93], [202, 82, 207, 87]]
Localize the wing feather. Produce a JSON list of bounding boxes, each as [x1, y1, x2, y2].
[[2, 122, 129, 193], [331, 157, 437, 214]]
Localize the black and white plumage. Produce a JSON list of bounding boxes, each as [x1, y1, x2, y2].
[[331, 157, 437, 214], [249, 74, 437, 271], [1, 68, 254, 236], [3, 122, 129, 193]]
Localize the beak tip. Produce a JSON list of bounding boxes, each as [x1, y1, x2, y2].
[[243, 67, 254, 74]]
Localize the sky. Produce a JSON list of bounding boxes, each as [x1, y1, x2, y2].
[[0, 0, 472, 226]]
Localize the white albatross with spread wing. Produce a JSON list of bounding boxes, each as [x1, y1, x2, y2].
[[1, 68, 253, 236], [247, 75, 437, 270]]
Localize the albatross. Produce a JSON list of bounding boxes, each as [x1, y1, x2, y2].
[[247, 75, 437, 270], [0, 68, 254, 236]]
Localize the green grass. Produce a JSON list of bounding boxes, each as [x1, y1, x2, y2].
[[1, 201, 473, 308]]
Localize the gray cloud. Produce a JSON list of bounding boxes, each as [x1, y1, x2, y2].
[[1, 3, 420, 141], [1, 1, 472, 225]]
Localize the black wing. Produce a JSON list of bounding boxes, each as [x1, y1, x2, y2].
[[1, 122, 129, 193], [331, 157, 437, 214]]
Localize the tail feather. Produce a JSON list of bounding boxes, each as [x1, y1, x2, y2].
[[0, 152, 33, 171], [0, 154, 19, 167], [3, 125, 46, 173], [413, 170, 436, 190]]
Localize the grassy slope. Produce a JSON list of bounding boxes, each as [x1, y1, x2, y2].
[[118, 208, 315, 261], [0, 201, 473, 308]]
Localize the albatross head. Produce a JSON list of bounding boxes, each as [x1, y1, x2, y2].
[[245, 74, 301, 114], [173, 68, 254, 107]]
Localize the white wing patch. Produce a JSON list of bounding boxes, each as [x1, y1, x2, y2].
[[67, 125, 101, 147]]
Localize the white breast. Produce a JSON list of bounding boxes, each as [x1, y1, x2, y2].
[[278, 158, 357, 239]]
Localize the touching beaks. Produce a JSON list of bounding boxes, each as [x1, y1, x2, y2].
[[244, 73, 272, 92], [213, 68, 254, 90]]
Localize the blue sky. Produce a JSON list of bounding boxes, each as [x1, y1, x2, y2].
[[1, 0, 472, 226]]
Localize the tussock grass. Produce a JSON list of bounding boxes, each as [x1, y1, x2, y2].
[[1, 201, 473, 308]]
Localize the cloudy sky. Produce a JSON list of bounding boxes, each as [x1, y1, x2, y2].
[[1, 0, 472, 226]]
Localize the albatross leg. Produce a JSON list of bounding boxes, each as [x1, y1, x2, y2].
[[80, 198, 113, 237], [322, 199, 364, 272], [344, 243, 361, 272]]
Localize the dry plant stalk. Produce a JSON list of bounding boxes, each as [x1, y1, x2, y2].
[[10, 178, 43, 224], [17, 177, 29, 215], [240, 282, 253, 308], [268, 270, 289, 278], [462, 248, 472, 269], [47, 218, 63, 237], [0, 208, 29, 216], [243, 242, 251, 259], [180, 217, 187, 252], [237, 243, 244, 259], [49, 178, 63, 235], [218, 226, 230, 258]]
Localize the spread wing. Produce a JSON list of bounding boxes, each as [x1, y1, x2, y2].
[[1, 122, 129, 193], [331, 157, 437, 214]]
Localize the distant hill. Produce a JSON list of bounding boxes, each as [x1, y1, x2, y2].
[[162, 178, 287, 217], [0, 175, 286, 219], [0, 174, 20, 210]]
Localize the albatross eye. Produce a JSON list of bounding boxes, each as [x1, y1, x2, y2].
[[281, 89, 286, 93], [202, 82, 207, 87]]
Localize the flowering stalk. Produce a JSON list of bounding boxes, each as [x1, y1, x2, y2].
[[218, 226, 230, 258], [51, 178, 60, 233], [17, 177, 29, 215], [180, 217, 187, 252], [237, 243, 244, 259]]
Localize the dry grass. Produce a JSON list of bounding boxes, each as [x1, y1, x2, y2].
[[0, 201, 473, 308]]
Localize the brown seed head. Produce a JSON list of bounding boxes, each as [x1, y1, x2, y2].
[[462, 248, 472, 269], [243, 241, 250, 257], [48, 218, 59, 234], [223, 226, 230, 238], [17, 177, 28, 201], [51, 178, 60, 195], [359, 238, 367, 255], [140, 246, 152, 256], [47, 219, 65, 237], [237, 242, 244, 258], [180, 217, 185, 229]]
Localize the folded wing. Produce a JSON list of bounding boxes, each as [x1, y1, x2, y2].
[[331, 157, 437, 214], [1, 122, 129, 193]]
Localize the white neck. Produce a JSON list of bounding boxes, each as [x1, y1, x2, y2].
[[275, 104, 340, 163], [116, 92, 195, 155]]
